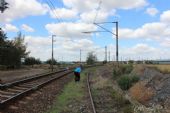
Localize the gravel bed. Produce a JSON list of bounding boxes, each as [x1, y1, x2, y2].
[[0, 73, 73, 113], [0, 69, 49, 84]]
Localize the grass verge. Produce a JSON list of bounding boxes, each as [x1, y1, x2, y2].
[[47, 68, 96, 113]]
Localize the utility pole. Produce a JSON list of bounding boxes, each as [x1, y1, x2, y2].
[[116, 22, 119, 63], [80, 49, 81, 64], [82, 21, 119, 64], [105, 46, 107, 62], [108, 51, 110, 62], [51, 35, 56, 72]]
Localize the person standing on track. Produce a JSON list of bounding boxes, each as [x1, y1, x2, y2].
[[74, 66, 82, 82]]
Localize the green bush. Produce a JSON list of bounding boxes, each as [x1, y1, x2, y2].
[[131, 75, 140, 83], [118, 75, 139, 90], [113, 64, 133, 79], [113, 66, 122, 78], [118, 75, 132, 90], [122, 64, 133, 74]]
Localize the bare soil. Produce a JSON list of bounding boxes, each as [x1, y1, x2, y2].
[[0, 73, 73, 113]]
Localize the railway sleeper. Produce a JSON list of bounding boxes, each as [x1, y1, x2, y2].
[[7, 88, 24, 93], [0, 94, 12, 98], [13, 86, 30, 90], [0, 90, 17, 95]]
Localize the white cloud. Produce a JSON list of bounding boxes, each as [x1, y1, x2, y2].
[[118, 22, 168, 39], [129, 43, 156, 54], [21, 24, 34, 32], [45, 22, 97, 38], [80, 9, 115, 23], [160, 10, 170, 23], [62, 38, 95, 51], [117, 10, 170, 40], [145, 7, 159, 16], [160, 38, 170, 47], [119, 44, 170, 60], [63, 0, 148, 12], [25, 35, 170, 61], [3, 24, 19, 32], [0, 0, 48, 23], [49, 8, 77, 19], [24, 35, 100, 61]]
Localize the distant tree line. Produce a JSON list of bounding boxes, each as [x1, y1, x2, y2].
[[24, 57, 41, 67], [0, 28, 29, 69]]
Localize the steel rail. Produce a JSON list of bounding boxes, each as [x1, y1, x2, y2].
[[0, 69, 67, 90], [0, 70, 73, 108], [87, 73, 96, 113]]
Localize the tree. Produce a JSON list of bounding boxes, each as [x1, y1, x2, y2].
[[86, 52, 97, 65], [0, 0, 8, 13], [128, 60, 134, 64], [24, 57, 41, 67], [0, 28, 7, 44], [13, 32, 29, 58], [45, 59, 57, 65], [0, 30, 29, 68]]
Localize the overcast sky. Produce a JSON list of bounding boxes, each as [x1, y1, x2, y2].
[[0, 0, 170, 61]]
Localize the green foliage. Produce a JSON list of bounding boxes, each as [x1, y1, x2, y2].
[[118, 75, 132, 90], [24, 57, 41, 66], [0, 28, 7, 44], [118, 75, 139, 90], [0, 30, 29, 68], [122, 64, 133, 74], [145, 60, 153, 64], [113, 66, 122, 78], [47, 71, 87, 113], [86, 52, 97, 65], [128, 60, 134, 64], [130, 75, 140, 83], [45, 58, 58, 65], [113, 64, 133, 78]]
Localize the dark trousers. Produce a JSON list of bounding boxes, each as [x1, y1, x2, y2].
[[74, 72, 80, 82]]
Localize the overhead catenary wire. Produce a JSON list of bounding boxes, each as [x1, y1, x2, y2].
[[48, 0, 63, 22], [93, 0, 102, 24], [45, 0, 63, 23]]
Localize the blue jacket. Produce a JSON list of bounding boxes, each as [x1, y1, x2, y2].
[[74, 67, 81, 73]]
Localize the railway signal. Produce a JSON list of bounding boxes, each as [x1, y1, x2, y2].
[[0, 0, 8, 13]]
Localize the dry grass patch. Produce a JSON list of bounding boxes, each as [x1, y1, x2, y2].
[[92, 75, 112, 89], [147, 64, 170, 74], [132, 64, 145, 76], [129, 81, 154, 104]]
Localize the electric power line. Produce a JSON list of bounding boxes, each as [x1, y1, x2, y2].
[[93, 0, 102, 23], [45, 0, 63, 23]]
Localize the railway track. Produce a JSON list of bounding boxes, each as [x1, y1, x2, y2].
[[0, 69, 73, 108], [87, 72, 114, 113], [87, 73, 96, 113]]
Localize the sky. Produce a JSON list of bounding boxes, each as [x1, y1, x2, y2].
[[0, 0, 170, 61]]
